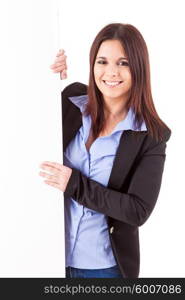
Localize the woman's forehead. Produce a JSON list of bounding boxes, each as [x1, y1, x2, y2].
[[97, 40, 126, 58]]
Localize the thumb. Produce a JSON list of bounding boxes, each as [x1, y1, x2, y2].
[[60, 69, 67, 80]]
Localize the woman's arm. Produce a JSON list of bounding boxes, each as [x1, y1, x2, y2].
[[64, 130, 171, 227]]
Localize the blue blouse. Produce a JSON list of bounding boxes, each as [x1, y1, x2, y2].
[[63, 94, 147, 269]]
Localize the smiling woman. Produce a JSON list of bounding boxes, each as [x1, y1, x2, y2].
[[94, 40, 132, 107], [39, 23, 171, 278], [93, 39, 132, 135]]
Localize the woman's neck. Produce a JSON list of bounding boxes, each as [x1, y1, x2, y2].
[[104, 105, 128, 122], [103, 96, 129, 121]]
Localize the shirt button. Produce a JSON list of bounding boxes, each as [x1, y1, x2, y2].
[[110, 226, 114, 234]]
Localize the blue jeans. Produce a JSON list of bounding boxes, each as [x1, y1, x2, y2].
[[65, 265, 123, 278]]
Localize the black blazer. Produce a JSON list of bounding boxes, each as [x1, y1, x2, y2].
[[62, 82, 171, 278]]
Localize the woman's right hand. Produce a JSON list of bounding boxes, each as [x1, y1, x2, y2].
[[50, 49, 67, 80]]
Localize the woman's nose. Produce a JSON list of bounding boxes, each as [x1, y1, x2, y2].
[[106, 65, 119, 76]]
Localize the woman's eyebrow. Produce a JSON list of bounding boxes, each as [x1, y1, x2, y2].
[[96, 56, 128, 60]]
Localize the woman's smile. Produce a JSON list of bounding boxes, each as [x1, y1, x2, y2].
[[102, 80, 123, 87]]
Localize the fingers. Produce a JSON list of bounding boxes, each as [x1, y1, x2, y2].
[[53, 56, 67, 65], [39, 161, 70, 177], [56, 49, 65, 57], [39, 171, 59, 182], [39, 161, 72, 192], [51, 65, 67, 73], [40, 161, 62, 168], [51, 62, 67, 68], [54, 54, 67, 63], [50, 61, 67, 71], [40, 161, 62, 172], [39, 161, 65, 191], [50, 48, 68, 78], [39, 161, 69, 173], [39, 162, 61, 182]]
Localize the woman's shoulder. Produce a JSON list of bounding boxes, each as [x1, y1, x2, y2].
[[161, 126, 171, 142], [143, 126, 171, 153], [61, 82, 88, 115], [62, 82, 88, 98]]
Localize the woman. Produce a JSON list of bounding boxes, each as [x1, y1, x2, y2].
[[39, 23, 171, 278]]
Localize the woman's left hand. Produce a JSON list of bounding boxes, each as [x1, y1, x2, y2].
[[39, 161, 72, 192]]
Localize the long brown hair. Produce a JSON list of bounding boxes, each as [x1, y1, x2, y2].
[[84, 23, 170, 142]]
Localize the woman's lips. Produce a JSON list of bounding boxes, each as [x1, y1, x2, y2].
[[102, 80, 123, 88]]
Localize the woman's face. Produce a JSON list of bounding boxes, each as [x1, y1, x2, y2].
[[94, 39, 132, 104]]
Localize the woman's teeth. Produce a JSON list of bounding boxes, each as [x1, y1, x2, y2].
[[103, 80, 123, 87]]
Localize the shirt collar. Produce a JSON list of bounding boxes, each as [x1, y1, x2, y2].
[[69, 95, 88, 113], [68, 95, 147, 132]]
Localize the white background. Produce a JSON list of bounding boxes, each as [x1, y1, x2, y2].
[[0, 0, 184, 277]]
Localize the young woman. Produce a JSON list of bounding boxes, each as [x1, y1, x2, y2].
[[39, 23, 171, 278]]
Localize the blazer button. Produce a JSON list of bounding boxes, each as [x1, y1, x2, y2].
[[110, 226, 114, 234]]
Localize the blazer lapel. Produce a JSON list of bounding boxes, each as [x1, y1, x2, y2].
[[108, 130, 147, 190]]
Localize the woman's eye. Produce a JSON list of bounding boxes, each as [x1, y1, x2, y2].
[[97, 60, 106, 64], [97, 60, 129, 66], [119, 61, 129, 66]]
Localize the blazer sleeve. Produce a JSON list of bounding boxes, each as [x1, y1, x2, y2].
[[64, 129, 171, 227]]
